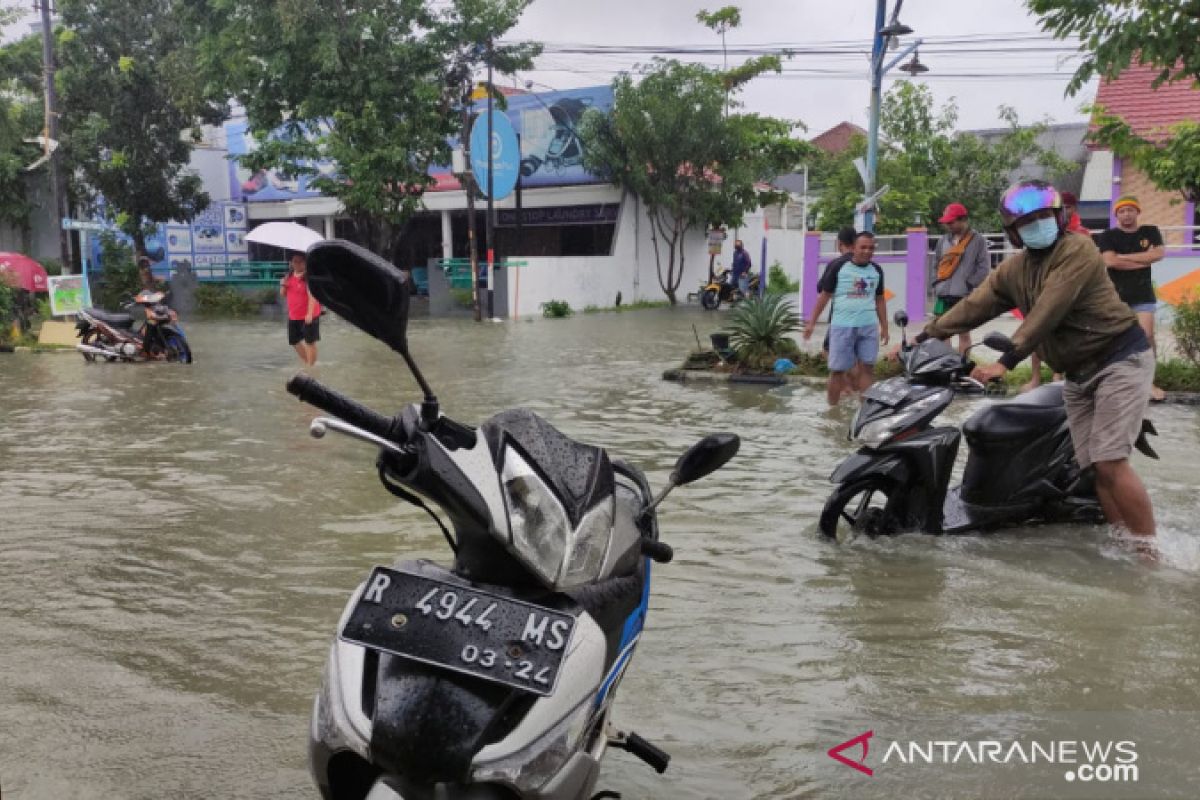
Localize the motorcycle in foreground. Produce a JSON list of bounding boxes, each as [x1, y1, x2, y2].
[[287, 239, 740, 799], [699, 269, 760, 310], [75, 290, 193, 363], [819, 311, 1158, 540]]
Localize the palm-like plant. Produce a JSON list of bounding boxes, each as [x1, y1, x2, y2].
[[725, 294, 801, 371]]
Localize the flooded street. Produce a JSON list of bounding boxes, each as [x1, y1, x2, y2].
[[3, 308, 1200, 799]]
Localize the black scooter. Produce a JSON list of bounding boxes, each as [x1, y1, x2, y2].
[[818, 311, 1159, 540]]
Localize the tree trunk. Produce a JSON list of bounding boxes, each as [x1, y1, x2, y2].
[[650, 208, 679, 305]]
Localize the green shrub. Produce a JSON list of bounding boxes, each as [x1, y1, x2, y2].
[[617, 299, 669, 312], [39, 258, 65, 276], [1154, 359, 1200, 392], [449, 287, 475, 308], [725, 293, 800, 371], [94, 233, 141, 311], [0, 281, 15, 344], [766, 262, 798, 295], [541, 299, 573, 318], [1172, 292, 1200, 366], [195, 283, 259, 316]]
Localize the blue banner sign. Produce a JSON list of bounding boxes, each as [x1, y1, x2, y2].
[[470, 109, 520, 200]]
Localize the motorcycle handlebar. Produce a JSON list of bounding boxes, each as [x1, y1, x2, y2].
[[286, 374, 402, 443]]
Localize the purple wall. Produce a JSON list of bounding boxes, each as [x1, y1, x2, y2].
[[801, 229, 927, 323]]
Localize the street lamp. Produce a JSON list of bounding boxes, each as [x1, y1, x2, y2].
[[861, 0, 928, 233]]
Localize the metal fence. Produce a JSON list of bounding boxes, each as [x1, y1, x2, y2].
[[186, 261, 289, 288]]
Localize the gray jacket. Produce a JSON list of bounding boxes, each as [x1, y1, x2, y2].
[[932, 229, 991, 299]]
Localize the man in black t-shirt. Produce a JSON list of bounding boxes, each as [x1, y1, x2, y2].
[[1096, 196, 1166, 400]]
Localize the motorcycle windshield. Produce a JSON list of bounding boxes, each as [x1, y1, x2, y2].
[[906, 339, 964, 379]]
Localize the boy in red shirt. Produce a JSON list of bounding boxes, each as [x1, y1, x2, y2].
[[279, 251, 321, 366]]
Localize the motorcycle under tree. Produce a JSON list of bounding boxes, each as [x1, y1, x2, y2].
[[75, 290, 193, 363], [699, 269, 759, 310], [287, 240, 740, 800], [819, 311, 1158, 541]]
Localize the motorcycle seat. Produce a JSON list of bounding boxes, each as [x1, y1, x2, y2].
[[963, 383, 1066, 444], [87, 308, 136, 329]]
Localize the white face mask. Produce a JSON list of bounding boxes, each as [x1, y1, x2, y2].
[[1016, 216, 1059, 250]]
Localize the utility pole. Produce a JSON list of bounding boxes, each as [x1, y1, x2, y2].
[[36, 0, 72, 272], [863, 0, 886, 234], [462, 101, 481, 322], [485, 41, 495, 321]]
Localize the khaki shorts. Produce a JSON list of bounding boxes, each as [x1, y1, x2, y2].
[[1063, 349, 1154, 469]]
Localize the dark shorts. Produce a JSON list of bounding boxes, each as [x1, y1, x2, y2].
[[288, 318, 320, 345]]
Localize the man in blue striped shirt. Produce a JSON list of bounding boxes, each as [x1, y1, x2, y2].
[[804, 231, 890, 405]]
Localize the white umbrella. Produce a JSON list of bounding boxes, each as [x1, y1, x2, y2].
[[245, 221, 324, 252]]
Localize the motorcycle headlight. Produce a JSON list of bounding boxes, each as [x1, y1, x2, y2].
[[855, 392, 947, 447], [500, 448, 614, 590], [471, 696, 595, 793]]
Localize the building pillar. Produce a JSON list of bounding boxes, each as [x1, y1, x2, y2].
[[905, 227, 928, 320], [441, 210, 453, 261], [1110, 156, 1123, 229], [802, 230, 822, 319], [323, 216, 336, 239]]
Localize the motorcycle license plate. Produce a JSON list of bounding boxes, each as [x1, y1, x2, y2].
[[340, 567, 576, 697]]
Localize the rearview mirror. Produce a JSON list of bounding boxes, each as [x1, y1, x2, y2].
[[983, 331, 1014, 353], [893, 310, 909, 327], [672, 433, 740, 487], [306, 239, 411, 355]]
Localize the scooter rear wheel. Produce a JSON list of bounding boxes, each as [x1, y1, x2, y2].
[[701, 289, 721, 310], [819, 477, 903, 540]]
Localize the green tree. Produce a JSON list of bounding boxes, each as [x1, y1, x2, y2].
[[814, 83, 1073, 233], [201, 0, 538, 261], [580, 59, 809, 304], [0, 34, 43, 234], [56, 0, 226, 258], [1027, 0, 1200, 95], [1089, 114, 1200, 202], [1028, 0, 1200, 201]]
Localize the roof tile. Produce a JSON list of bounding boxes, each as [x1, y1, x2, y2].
[[1092, 63, 1200, 143]]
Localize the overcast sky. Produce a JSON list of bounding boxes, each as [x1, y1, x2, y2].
[[505, 0, 1099, 136]]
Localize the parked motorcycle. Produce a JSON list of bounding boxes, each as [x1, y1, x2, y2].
[[818, 311, 1158, 540], [286, 239, 740, 800], [75, 290, 193, 363], [699, 269, 760, 310]]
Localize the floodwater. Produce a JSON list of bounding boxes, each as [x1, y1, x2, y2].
[[2, 309, 1199, 800]]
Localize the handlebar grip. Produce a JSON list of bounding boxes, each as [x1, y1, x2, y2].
[[641, 538, 674, 564], [286, 374, 399, 442]]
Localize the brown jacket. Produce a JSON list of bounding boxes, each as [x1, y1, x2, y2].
[[923, 233, 1137, 377]]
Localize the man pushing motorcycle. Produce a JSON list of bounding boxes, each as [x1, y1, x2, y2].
[[905, 179, 1157, 537]]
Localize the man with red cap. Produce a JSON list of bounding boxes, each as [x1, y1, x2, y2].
[[931, 202, 991, 353]]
